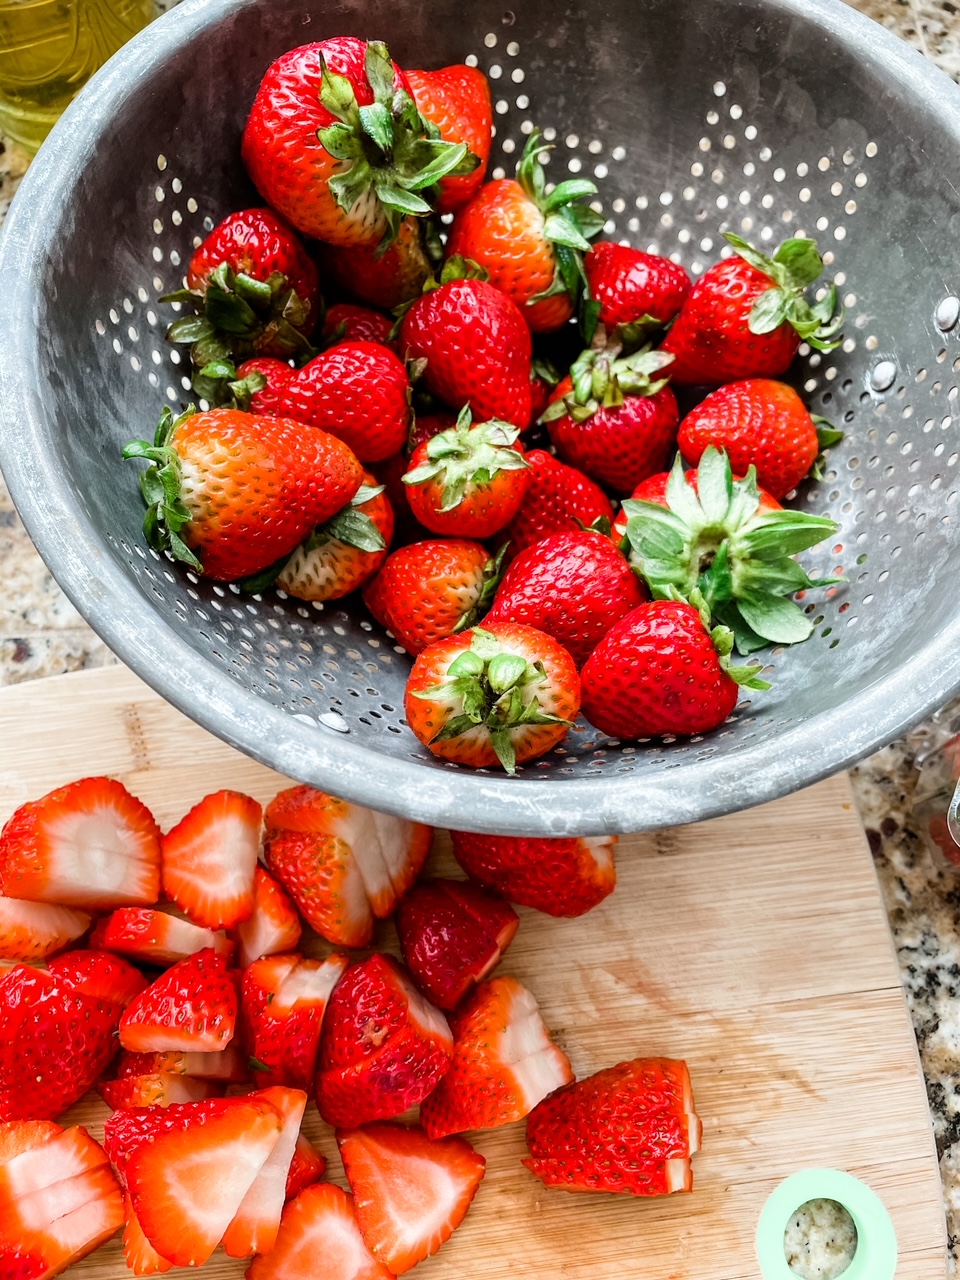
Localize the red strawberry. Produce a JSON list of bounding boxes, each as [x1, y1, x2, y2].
[[404, 621, 581, 773], [0, 1190, 124, 1280], [403, 408, 530, 539], [0, 966, 119, 1120], [0, 776, 160, 910], [233, 356, 293, 416], [407, 65, 492, 214], [276, 472, 394, 603], [372, 413, 459, 543], [497, 448, 615, 559], [316, 218, 431, 312], [242, 953, 349, 1093], [98, 1073, 224, 1110], [162, 790, 261, 930], [611, 463, 782, 540], [524, 1058, 702, 1196], [285, 1133, 326, 1202], [0, 898, 90, 962], [263, 826, 371, 950], [246, 1182, 392, 1280], [486, 529, 646, 666], [123, 1194, 172, 1275], [236, 866, 302, 969], [316, 954, 453, 1128], [396, 879, 518, 1010], [123, 406, 363, 582], [112, 1046, 249, 1083], [660, 233, 843, 384], [0, 1123, 109, 1204], [527, 367, 558, 427], [399, 272, 533, 427], [446, 131, 602, 332], [363, 538, 502, 657], [46, 949, 147, 1008], [119, 947, 237, 1054], [121, 1096, 284, 1267], [584, 241, 691, 333], [242, 39, 475, 249], [91, 906, 233, 966], [222, 1086, 308, 1258], [0, 1123, 61, 1166], [419, 976, 572, 1139], [338, 1121, 485, 1274], [544, 349, 679, 494], [322, 303, 395, 350], [451, 830, 617, 918]]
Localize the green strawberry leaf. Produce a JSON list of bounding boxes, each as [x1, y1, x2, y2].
[[542, 179, 598, 212], [773, 237, 824, 289], [359, 102, 395, 153], [238, 553, 293, 595], [749, 287, 791, 335], [736, 591, 815, 644], [542, 212, 593, 253]]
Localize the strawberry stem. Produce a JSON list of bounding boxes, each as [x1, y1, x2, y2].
[[724, 231, 845, 351], [540, 345, 675, 424]]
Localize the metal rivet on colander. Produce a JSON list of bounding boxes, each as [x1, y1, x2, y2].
[[319, 711, 350, 734], [870, 360, 897, 392], [936, 295, 960, 331]]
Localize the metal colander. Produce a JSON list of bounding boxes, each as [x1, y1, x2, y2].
[[2, 0, 960, 835]]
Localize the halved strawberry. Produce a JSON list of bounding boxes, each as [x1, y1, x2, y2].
[[90, 906, 234, 965], [285, 1133, 326, 1202], [419, 976, 573, 1139], [0, 777, 161, 910], [222, 1086, 307, 1258], [338, 1122, 485, 1274], [98, 1073, 224, 1110], [0, 898, 90, 963], [114, 1046, 249, 1083], [396, 879, 518, 1010], [161, 791, 262, 929], [246, 1182, 392, 1280], [123, 1194, 172, 1276], [243, 953, 349, 1094], [0, 1163, 121, 1241], [0, 1184, 124, 1280], [46, 950, 148, 1009], [0, 1125, 109, 1206], [236, 867, 302, 968], [451, 831, 618, 918], [119, 948, 237, 1053]]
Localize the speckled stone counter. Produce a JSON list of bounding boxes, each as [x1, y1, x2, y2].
[[2, 1, 960, 1273]]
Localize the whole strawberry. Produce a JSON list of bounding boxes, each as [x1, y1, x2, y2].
[[497, 449, 614, 560], [123, 406, 363, 581], [446, 131, 603, 332], [399, 265, 533, 427], [404, 621, 581, 773], [451, 830, 617, 918], [242, 39, 476, 248], [677, 378, 841, 499], [322, 303, 395, 350], [580, 599, 768, 739], [403, 407, 530, 539], [316, 217, 431, 312], [406, 64, 493, 213], [583, 241, 691, 336], [363, 538, 503, 656], [660, 232, 843, 384], [485, 529, 646, 666], [544, 347, 679, 493]]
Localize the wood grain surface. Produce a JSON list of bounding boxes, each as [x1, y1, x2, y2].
[[0, 665, 947, 1279]]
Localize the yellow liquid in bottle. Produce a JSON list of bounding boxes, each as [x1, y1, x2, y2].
[[0, 0, 155, 153]]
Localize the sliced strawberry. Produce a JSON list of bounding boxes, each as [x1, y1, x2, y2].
[[114, 1045, 249, 1083], [285, 1133, 326, 1202], [90, 906, 234, 965], [46, 950, 148, 1009], [0, 777, 160, 910], [0, 1125, 108, 1206], [0, 1183, 124, 1280], [263, 828, 372, 950], [161, 791, 262, 929], [451, 830, 618, 918], [0, 1124, 61, 1166], [119, 947, 237, 1053], [243, 953, 349, 1094], [246, 1182, 392, 1280], [338, 1122, 485, 1274], [0, 899, 90, 963], [123, 1096, 284, 1267], [419, 976, 573, 1139], [123, 1195, 172, 1276], [98, 1073, 225, 1110], [0, 1164, 120, 1241], [396, 879, 519, 1010], [222, 1086, 307, 1258], [236, 867, 302, 968]]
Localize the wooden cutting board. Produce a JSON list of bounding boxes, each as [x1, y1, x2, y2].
[[0, 666, 946, 1279]]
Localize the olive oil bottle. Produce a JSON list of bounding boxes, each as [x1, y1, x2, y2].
[[0, 0, 154, 152]]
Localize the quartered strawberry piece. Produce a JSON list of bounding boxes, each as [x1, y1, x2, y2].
[[0, 1188, 124, 1280], [236, 867, 302, 968], [0, 1124, 61, 1166], [0, 777, 161, 910], [451, 830, 618, 918], [161, 791, 262, 930], [222, 1086, 307, 1258], [91, 906, 234, 966], [523, 1057, 702, 1196], [46, 949, 148, 1009], [119, 947, 237, 1054], [396, 879, 518, 1011], [419, 976, 573, 1140], [316, 954, 453, 1128], [246, 1182, 392, 1280], [284, 1133, 326, 1202], [114, 1045, 249, 1084], [98, 1073, 224, 1110], [243, 953, 349, 1094], [0, 1125, 109, 1205], [338, 1122, 485, 1274], [0, 899, 90, 963], [123, 1194, 172, 1276]]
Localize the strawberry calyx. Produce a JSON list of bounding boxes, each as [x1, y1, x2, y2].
[[683, 588, 771, 691], [810, 416, 845, 480], [724, 232, 845, 352], [402, 405, 530, 511], [411, 626, 573, 773], [621, 447, 840, 654], [540, 346, 675, 424], [122, 405, 202, 572], [318, 42, 479, 251], [452, 545, 509, 634]]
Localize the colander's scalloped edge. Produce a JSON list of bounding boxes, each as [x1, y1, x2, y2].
[[2, 0, 960, 836]]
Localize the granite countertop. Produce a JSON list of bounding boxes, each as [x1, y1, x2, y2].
[[3, 0, 960, 1273]]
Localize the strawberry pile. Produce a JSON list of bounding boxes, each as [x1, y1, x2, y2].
[[0, 773, 699, 1277], [122, 33, 848, 772]]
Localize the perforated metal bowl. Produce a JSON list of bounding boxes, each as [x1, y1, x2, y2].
[[2, 0, 960, 835]]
